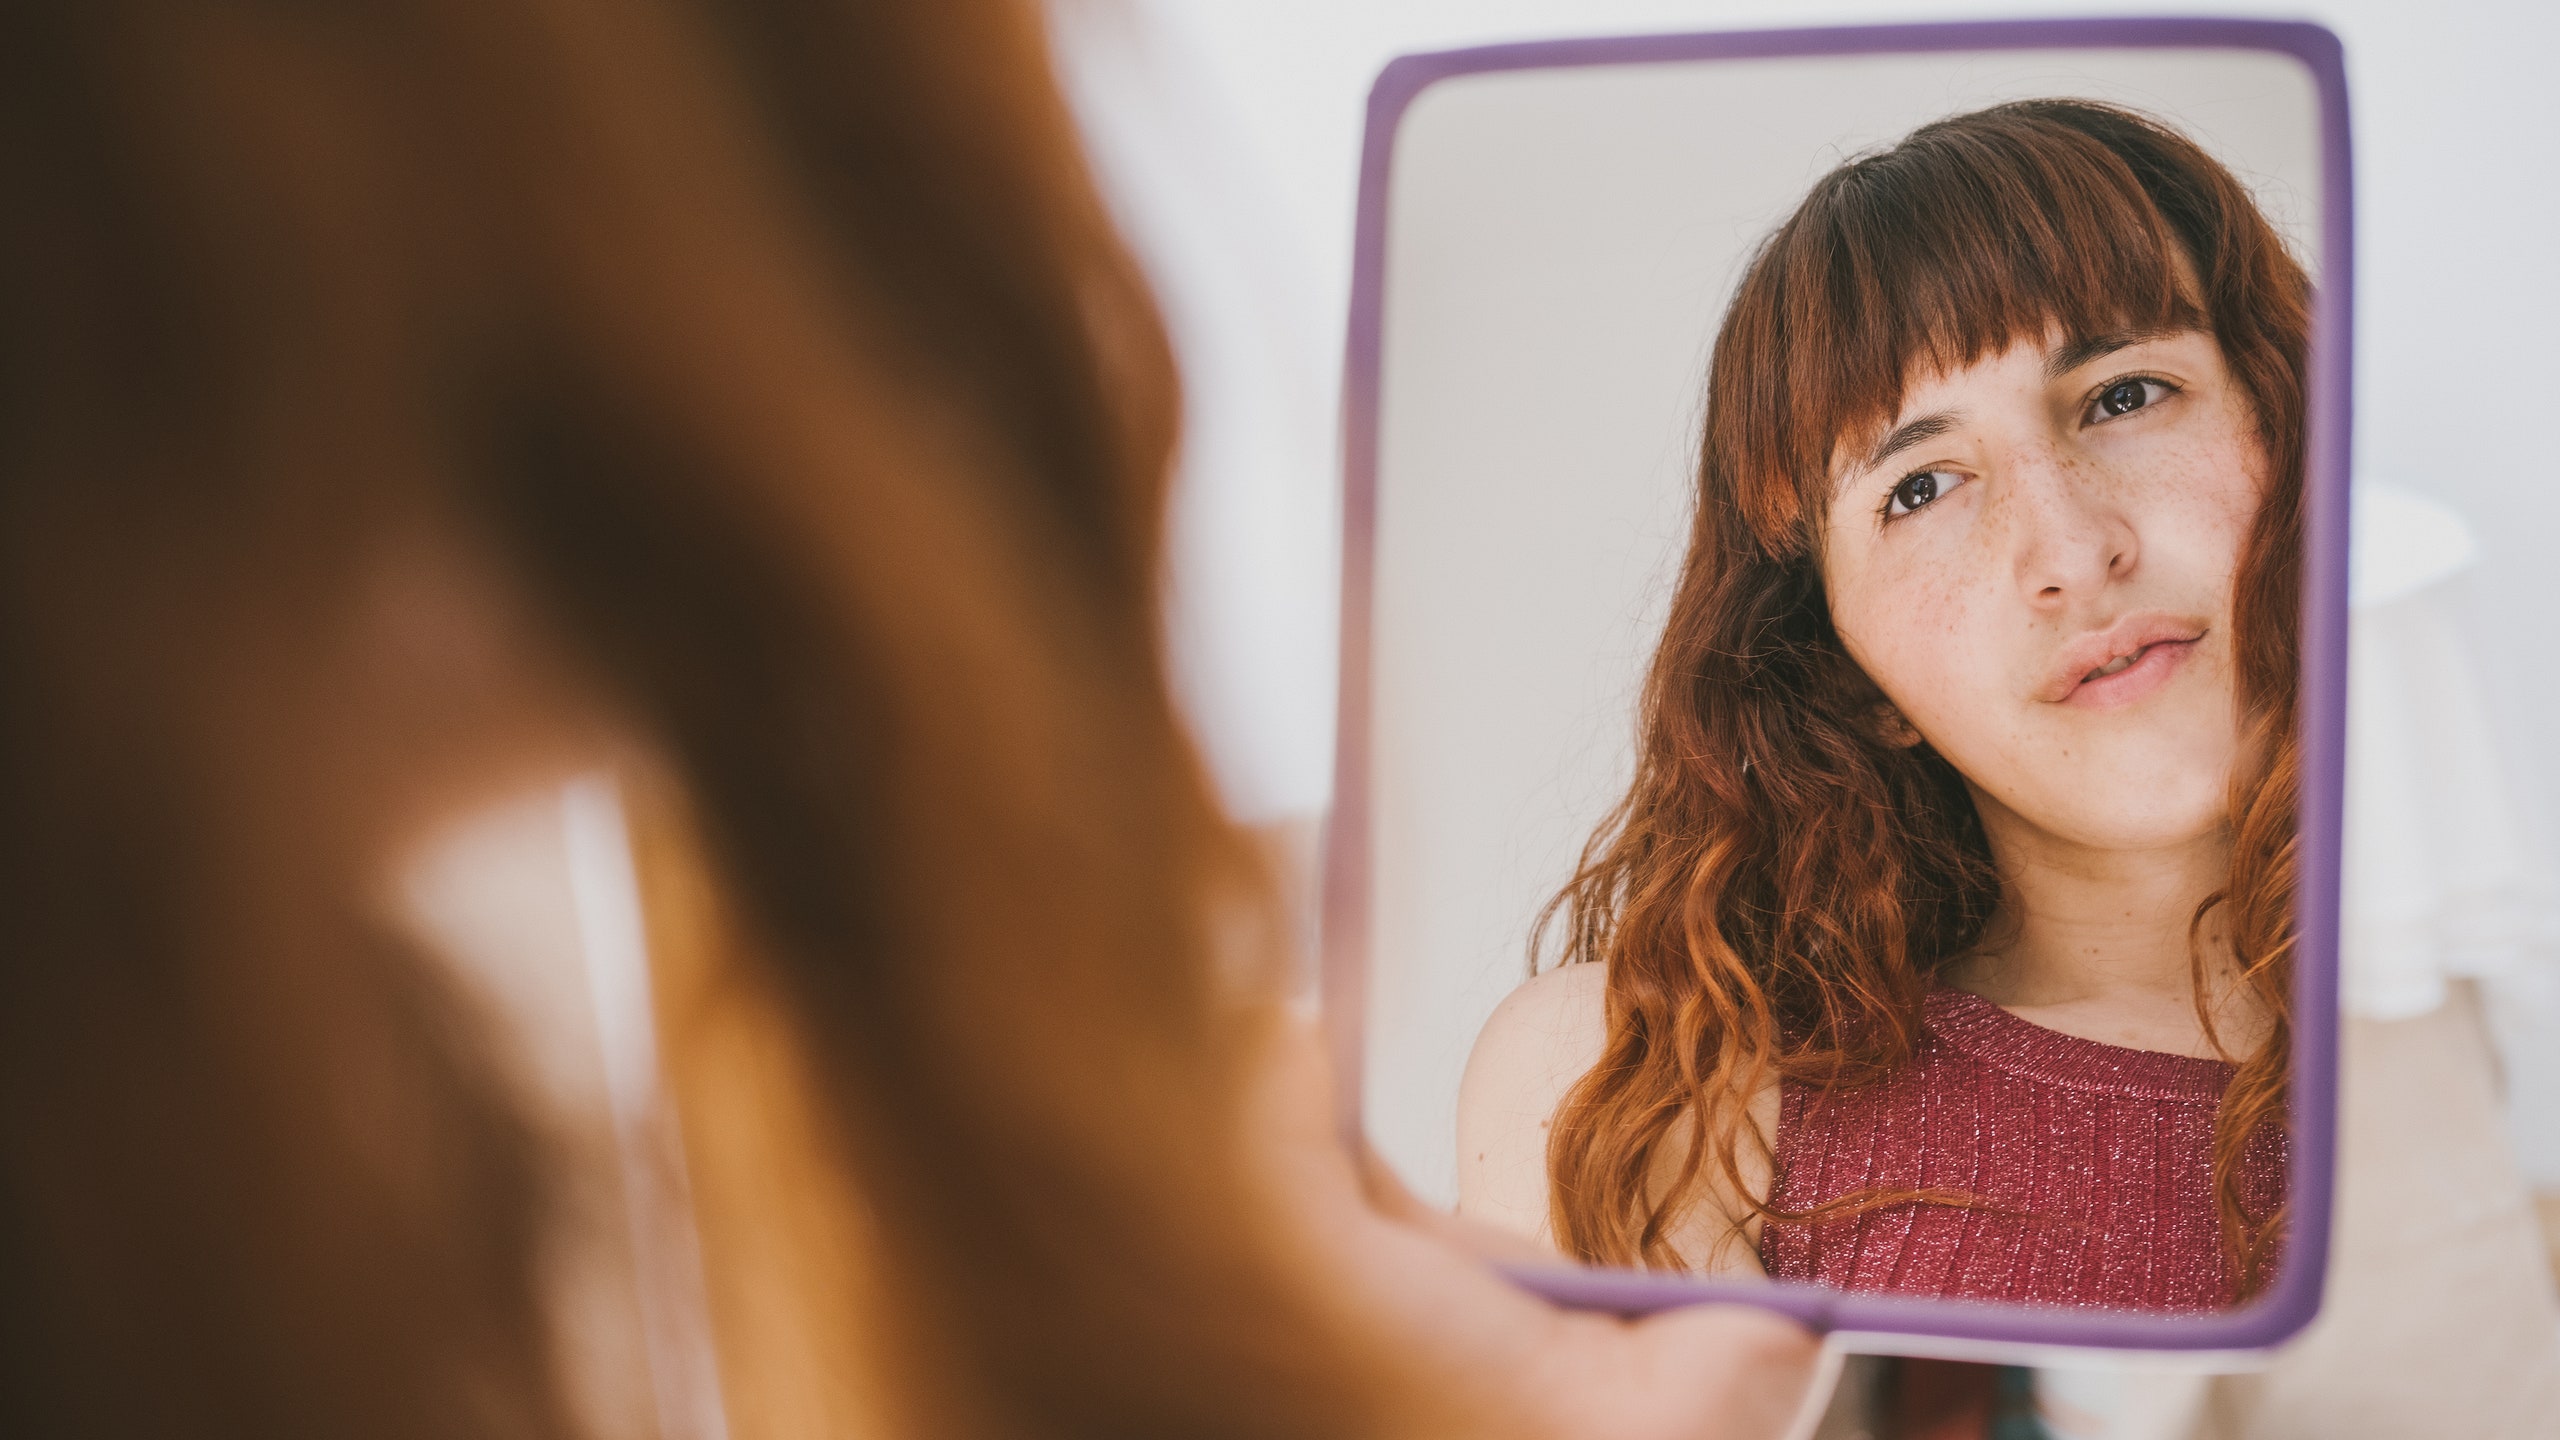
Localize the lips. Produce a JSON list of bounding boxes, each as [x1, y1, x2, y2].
[[2042, 613, 2209, 706]]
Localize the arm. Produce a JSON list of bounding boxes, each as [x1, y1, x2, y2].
[[1455, 964, 1775, 1278]]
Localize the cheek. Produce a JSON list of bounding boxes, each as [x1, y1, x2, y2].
[[1827, 543, 2000, 727], [2123, 420, 2263, 588]]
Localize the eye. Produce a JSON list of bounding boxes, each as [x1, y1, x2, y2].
[[1884, 468, 1967, 519], [2084, 375, 2178, 424]]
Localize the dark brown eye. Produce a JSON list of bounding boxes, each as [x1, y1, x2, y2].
[[2087, 376, 2175, 423], [1884, 468, 1965, 518]]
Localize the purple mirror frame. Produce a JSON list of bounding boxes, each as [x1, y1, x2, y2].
[[1318, 17, 2351, 1354]]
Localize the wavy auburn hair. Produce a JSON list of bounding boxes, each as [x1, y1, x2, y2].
[[1542, 101, 2306, 1293]]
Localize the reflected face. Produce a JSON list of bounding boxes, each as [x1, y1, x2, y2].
[[1819, 328, 2264, 852]]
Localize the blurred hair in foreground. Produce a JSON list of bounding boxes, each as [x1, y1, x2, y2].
[[0, 2, 1392, 1434]]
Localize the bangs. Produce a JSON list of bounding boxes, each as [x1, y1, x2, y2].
[[1712, 103, 2210, 554]]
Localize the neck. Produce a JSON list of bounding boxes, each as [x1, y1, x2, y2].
[[1946, 791, 2259, 1057]]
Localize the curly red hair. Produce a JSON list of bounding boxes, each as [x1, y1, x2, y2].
[[1541, 100, 2305, 1294]]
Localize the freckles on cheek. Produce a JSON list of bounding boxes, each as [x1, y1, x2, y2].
[[2147, 394, 2266, 509], [1841, 548, 1978, 705], [2147, 443, 2233, 505], [2139, 436, 2262, 582]]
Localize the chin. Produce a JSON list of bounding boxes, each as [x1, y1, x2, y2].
[[2046, 789, 2231, 852], [2026, 730, 2238, 849]]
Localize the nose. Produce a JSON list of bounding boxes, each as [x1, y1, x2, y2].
[[2009, 447, 2136, 607]]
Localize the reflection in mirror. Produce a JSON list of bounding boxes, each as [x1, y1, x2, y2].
[[1347, 43, 2331, 1323]]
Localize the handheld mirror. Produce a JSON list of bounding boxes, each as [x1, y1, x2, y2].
[[1319, 18, 2349, 1360]]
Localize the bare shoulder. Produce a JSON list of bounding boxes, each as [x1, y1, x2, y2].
[[1456, 964, 1784, 1278], [1472, 962, 1610, 1078], [1453, 965, 1610, 1244], [1461, 965, 1611, 1143]]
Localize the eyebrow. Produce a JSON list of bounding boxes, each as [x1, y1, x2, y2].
[[1859, 410, 1960, 475], [2043, 326, 2182, 380]]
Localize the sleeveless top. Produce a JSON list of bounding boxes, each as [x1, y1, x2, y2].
[[1757, 988, 2286, 1312]]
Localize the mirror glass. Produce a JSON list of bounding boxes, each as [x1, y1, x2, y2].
[[1330, 26, 2344, 1344]]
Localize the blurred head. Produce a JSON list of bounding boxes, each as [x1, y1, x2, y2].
[[1545, 100, 2307, 1286], [0, 2, 1365, 1435]]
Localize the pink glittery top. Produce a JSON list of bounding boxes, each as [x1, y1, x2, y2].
[[1757, 988, 2285, 1312]]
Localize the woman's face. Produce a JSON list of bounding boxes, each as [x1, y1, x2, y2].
[[1818, 326, 2265, 854]]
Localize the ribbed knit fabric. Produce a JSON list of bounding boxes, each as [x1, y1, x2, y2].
[[1758, 988, 2286, 1312]]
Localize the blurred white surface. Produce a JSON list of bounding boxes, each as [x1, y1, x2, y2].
[[2342, 481, 2560, 1176], [2343, 483, 2558, 1025], [407, 782, 727, 1440], [1049, 0, 1339, 821]]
